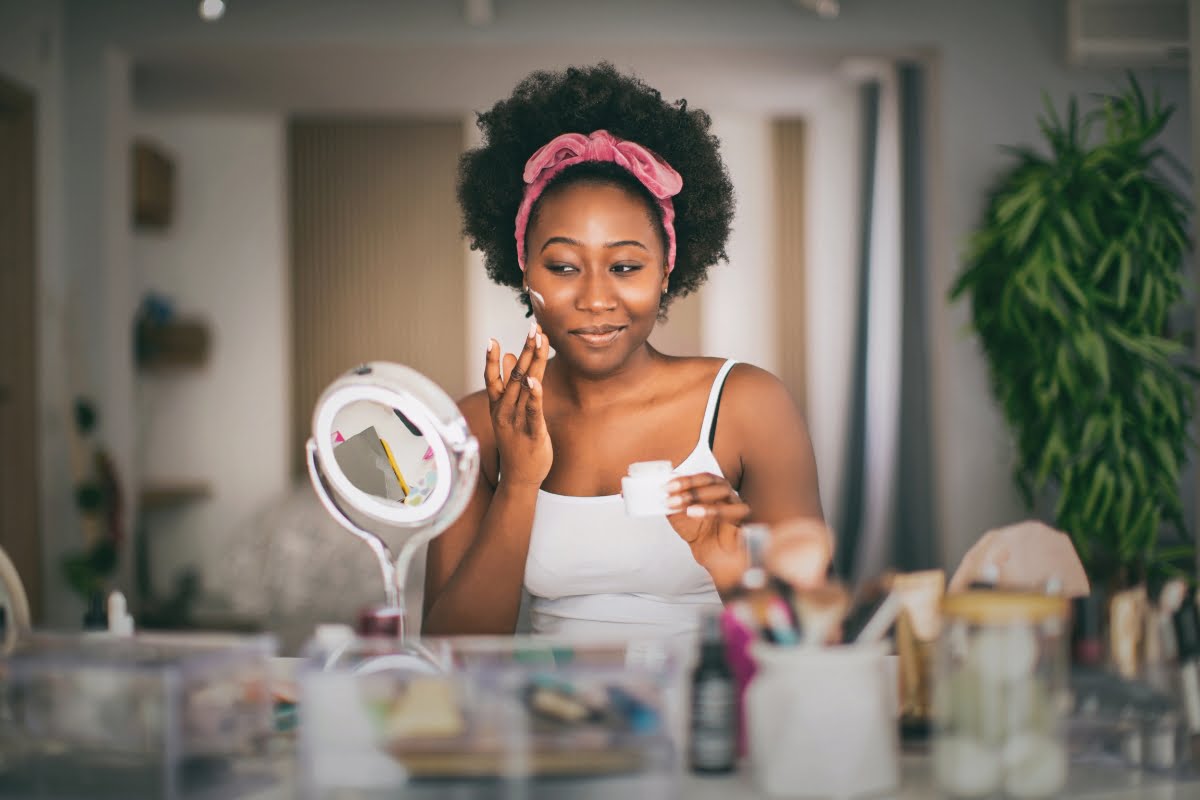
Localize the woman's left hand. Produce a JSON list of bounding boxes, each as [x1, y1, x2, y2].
[[666, 473, 751, 592]]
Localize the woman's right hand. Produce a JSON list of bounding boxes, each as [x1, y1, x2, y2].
[[486, 321, 552, 488]]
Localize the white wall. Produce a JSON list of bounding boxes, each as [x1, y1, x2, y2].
[[702, 115, 780, 375], [35, 0, 1197, 620], [804, 80, 862, 523], [131, 114, 290, 599]]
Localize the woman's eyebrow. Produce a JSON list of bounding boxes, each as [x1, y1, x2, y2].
[[539, 236, 649, 252], [540, 236, 583, 252]]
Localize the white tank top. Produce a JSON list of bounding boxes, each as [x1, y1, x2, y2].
[[523, 360, 737, 640]]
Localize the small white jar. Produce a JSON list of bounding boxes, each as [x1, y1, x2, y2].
[[621, 460, 674, 517]]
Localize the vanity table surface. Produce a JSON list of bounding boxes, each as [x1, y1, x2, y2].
[[684, 754, 1200, 800], [243, 749, 1200, 799]]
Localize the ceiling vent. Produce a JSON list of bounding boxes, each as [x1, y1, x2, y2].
[[1066, 0, 1189, 68]]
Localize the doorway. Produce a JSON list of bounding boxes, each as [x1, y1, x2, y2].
[[0, 74, 41, 623]]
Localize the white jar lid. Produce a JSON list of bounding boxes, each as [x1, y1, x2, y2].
[[628, 460, 673, 476]]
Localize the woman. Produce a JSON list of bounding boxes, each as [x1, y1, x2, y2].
[[423, 63, 829, 638]]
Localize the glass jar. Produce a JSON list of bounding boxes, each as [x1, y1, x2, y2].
[[932, 591, 1071, 799]]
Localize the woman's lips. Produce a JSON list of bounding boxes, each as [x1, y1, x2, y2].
[[569, 326, 626, 347]]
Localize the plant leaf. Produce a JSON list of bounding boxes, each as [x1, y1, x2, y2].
[[1115, 248, 1132, 308]]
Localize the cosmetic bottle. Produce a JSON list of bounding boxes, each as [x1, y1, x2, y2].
[[689, 611, 737, 774], [621, 461, 674, 517], [1143, 582, 1174, 693], [1170, 587, 1200, 758], [1071, 593, 1106, 668], [107, 591, 134, 637], [1110, 585, 1147, 680], [721, 523, 778, 756], [356, 604, 405, 638], [82, 590, 107, 631]]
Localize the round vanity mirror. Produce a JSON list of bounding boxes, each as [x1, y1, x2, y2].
[[306, 362, 479, 616]]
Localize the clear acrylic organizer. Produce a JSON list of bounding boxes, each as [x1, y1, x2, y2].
[[0, 631, 278, 799], [297, 631, 687, 799]]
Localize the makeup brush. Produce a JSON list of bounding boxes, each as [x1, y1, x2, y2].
[[794, 581, 851, 648], [841, 571, 898, 643], [890, 570, 945, 642], [764, 518, 835, 591], [853, 591, 903, 645]]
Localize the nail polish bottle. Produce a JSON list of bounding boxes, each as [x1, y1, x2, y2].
[[1071, 592, 1106, 668]]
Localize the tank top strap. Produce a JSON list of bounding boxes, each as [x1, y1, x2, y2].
[[697, 359, 738, 452]]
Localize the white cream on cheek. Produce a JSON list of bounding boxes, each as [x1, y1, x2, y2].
[[526, 287, 547, 311]]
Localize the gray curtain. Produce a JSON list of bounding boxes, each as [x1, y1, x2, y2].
[[892, 62, 938, 572], [834, 62, 938, 583], [834, 80, 880, 579]]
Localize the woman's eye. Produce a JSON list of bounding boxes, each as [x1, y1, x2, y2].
[[546, 262, 577, 273], [611, 263, 643, 274]]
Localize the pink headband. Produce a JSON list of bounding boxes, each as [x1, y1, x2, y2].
[[514, 129, 683, 273]]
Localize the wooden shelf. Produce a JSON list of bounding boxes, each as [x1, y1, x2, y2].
[[136, 319, 211, 371], [140, 482, 211, 511]]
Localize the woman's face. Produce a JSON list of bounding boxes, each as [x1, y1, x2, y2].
[[524, 181, 668, 376]]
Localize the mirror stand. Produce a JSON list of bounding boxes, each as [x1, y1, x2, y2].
[[306, 439, 400, 608], [304, 362, 479, 662], [306, 438, 453, 640]]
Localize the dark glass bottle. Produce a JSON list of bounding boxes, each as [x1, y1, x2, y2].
[[689, 611, 737, 774], [82, 590, 107, 631], [1172, 587, 1200, 742]]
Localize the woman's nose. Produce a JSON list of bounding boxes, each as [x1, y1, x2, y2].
[[575, 270, 617, 311]]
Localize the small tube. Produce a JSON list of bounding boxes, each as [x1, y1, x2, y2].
[[107, 591, 134, 637]]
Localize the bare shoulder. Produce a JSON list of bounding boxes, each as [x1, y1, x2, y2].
[[661, 354, 731, 391], [457, 389, 498, 485], [721, 362, 807, 433], [718, 363, 822, 519], [658, 357, 794, 417], [724, 362, 793, 397]]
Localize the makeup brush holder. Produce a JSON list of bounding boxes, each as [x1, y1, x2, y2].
[[746, 643, 898, 798]]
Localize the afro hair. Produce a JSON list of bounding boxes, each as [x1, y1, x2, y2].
[[457, 62, 735, 315]]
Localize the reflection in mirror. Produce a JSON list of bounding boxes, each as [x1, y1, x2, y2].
[[331, 402, 439, 507]]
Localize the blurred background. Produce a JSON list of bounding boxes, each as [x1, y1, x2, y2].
[[0, 0, 1194, 651]]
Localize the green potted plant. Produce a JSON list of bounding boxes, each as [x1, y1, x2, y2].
[[950, 74, 1196, 589], [62, 398, 124, 623]]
